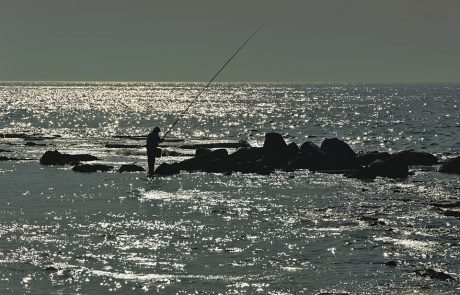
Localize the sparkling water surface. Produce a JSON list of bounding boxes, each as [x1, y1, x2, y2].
[[1, 82, 460, 294]]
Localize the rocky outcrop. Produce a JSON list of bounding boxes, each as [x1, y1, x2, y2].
[[40, 150, 98, 166]]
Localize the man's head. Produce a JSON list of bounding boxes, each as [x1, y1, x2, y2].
[[153, 127, 161, 133]]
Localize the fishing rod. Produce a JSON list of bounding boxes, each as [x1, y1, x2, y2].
[[162, 24, 264, 140]]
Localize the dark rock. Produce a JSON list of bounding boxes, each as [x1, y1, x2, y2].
[[118, 164, 145, 173], [287, 142, 300, 160], [396, 150, 438, 166], [180, 141, 250, 149], [178, 149, 229, 172], [229, 147, 264, 162], [40, 150, 98, 166], [263, 133, 288, 155], [439, 156, 460, 174], [0, 149, 12, 153], [414, 268, 454, 281], [358, 153, 409, 179], [318, 138, 360, 170], [300, 141, 326, 157], [73, 164, 113, 173], [320, 138, 357, 160], [195, 148, 212, 157], [385, 261, 398, 267], [0, 156, 20, 161], [442, 210, 460, 218], [154, 163, 180, 176], [224, 159, 274, 175], [357, 151, 391, 166]]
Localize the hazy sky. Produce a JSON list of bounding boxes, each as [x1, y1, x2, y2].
[[1, 0, 459, 82]]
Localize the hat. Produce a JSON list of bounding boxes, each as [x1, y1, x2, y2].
[[153, 127, 161, 133]]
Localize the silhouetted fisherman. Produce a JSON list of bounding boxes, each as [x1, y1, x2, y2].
[[147, 127, 163, 175]]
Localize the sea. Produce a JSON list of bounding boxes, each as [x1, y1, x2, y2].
[[0, 82, 459, 294]]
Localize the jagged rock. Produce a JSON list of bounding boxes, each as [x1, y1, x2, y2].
[[118, 164, 145, 173], [40, 150, 98, 166], [263, 133, 288, 155], [357, 151, 391, 166], [73, 164, 113, 173], [414, 268, 454, 281], [439, 157, 460, 174]]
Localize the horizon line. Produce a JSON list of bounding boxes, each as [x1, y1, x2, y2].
[[1, 80, 460, 85]]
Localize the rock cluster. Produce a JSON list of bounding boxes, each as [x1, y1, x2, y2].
[[155, 133, 441, 179]]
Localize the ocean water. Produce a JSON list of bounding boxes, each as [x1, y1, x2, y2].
[[0, 82, 459, 294]]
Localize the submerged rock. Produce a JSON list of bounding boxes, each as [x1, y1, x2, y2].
[[40, 150, 98, 166], [73, 164, 113, 173], [414, 268, 454, 281], [439, 156, 460, 174], [118, 164, 145, 173]]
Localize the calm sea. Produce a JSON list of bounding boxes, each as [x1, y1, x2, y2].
[[1, 82, 459, 294]]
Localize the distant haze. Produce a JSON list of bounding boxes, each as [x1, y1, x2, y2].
[[1, 0, 459, 83]]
